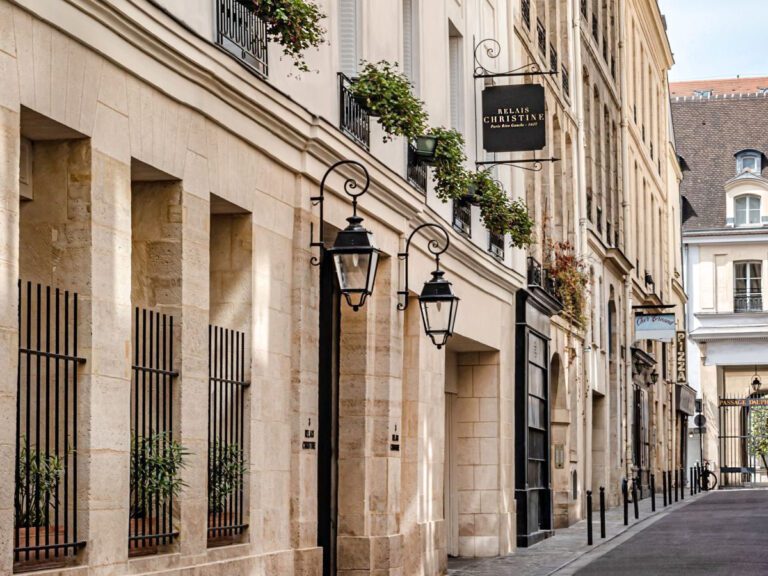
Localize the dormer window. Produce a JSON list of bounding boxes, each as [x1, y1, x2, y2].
[[736, 150, 762, 175], [735, 194, 761, 226]]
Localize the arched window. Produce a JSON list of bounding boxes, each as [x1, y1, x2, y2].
[[736, 150, 762, 175], [734, 195, 761, 227]]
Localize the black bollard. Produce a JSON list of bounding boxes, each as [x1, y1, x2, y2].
[[674, 469, 679, 502], [662, 471, 668, 507], [680, 468, 684, 501], [667, 470, 673, 504], [600, 486, 606, 538], [632, 480, 639, 519], [637, 475, 643, 500], [696, 464, 701, 494], [622, 478, 629, 526], [650, 473, 656, 511], [587, 490, 593, 545], [690, 468, 694, 496]]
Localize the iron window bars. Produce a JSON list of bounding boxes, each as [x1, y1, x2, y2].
[[130, 308, 178, 553], [521, 0, 531, 29], [14, 281, 85, 566], [561, 64, 570, 98], [215, 0, 269, 77], [452, 200, 472, 237], [407, 144, 428, 194], [536, 19, 546, 56], [208, 325, 249, 544], [339, 74, 371, 151], [489, 232, 505, 259]]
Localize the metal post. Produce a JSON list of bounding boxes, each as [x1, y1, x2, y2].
[[599, 486, 606, 538], [674, 469, 679, 502], [662, 471, 668, 507], [680, 468, 684, 500], [650, 473, 656, 511], [690, 467, 694, 496], [632, 480, 639, 519], [622, 478, 628, 525], [668, 470, 673, 504], [587, 490, 593, 545], [637, 474, 643, 500]]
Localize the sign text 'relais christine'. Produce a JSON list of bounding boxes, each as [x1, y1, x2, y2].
[[482, 84, 546, 153]]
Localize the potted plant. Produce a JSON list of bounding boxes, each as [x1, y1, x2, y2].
[[208, 440, 248, 517], [15, 440, 64, 539], [250, 0, 327, 73], [545, 240, 589, 324], [350, 61, 429, 142], [130, 432, 188, 522], [429, 127, 469, 201], [411, 135, 439, 163]]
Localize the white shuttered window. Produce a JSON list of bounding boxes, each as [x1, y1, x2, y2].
[[448, 26, 463, 131], [339, 0, 359, 76]]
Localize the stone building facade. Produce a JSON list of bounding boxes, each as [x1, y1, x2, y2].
[[672, 78, 768, 486], [0, 1, 683, 575]]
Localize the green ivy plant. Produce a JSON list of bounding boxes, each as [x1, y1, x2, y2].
[[748, 405, 768, 471], [15, 440, 64, 528], [350, 61, 429, 142], [208, 440, 248, 514], [429, 127, 469, 201], [130, 432, 188, 518], [250, 0, 327, 73], [470, 170, 534, 247], [545, 240, 589, 324]]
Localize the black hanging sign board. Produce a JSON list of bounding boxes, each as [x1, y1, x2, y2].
[[482, 84, 546, 152]]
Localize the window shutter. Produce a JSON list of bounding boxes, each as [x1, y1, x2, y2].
[[403, 0, 413, 81], [339, 0, 358, 76], [449, 35, 461, 130]]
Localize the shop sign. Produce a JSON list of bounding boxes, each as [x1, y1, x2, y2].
[[676, 384, 696, 415], [482, 84, 546, 152], [634, 313, 676, 343], [719, 398, 768, 407], [676, 331, 687, 383]]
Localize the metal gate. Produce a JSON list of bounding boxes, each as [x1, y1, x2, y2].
[[718, 395, 768, 487]]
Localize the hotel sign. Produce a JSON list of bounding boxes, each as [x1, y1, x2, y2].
[[676, 331, 687, 384], [482, 84, 546, 152], [634, 313, 676, 343]]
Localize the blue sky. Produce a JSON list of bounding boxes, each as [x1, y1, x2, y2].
[[658, 0, 768, 81]]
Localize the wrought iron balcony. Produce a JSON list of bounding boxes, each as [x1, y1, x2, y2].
[[339, 74, 371, 151], [215, 0, 269, 77], [537, 19, 546, 56], [549, 44, 558, 74], [527, 257, 559, 299], [562, 64, 570, 98], [735, 293, 763, 313], [521, 0, 531, 29], [489, 232, 505, 259], [453, 200, 472, 237], [406, 145, 428, 194]]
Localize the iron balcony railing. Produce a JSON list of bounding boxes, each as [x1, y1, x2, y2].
[[549, 44, 558, 74], [592, 15, 599, 41], [527, 257, 559, 300], [14, 281, 85, 567], [339, 74, 371, 151], [208, 325, 249, 544], [561, 64, 570, 98], [735, 293, 763, 313], [537, 19, 547, 56], [489, 232, 505, 259], [581, 0, 587, 18], [406, 146, 428, 194], [521, 0, 531, 29], [453, 200, 472, 237], [215, 0, 269, 77]]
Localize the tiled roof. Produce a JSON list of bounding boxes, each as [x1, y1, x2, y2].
[[670, 76, 768, 98], [671, 94, 768, 231]]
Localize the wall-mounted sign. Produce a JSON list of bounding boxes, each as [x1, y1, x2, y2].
[[482, 84, 546, 152], [676, 331, 687, 383], [634, 313, 675, 343], [676, 384, 696, 415]]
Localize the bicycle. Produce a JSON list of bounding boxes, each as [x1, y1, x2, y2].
[[699, 461, 718, 492]]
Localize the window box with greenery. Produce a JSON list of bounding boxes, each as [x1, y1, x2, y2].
[[545, 240, 589, 324], [208, 440, 248, 535]]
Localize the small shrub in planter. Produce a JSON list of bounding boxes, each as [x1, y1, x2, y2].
[[412, 135, 439, 163], [429, 127, 470, 201], [208, 440, 248, 514], [130, 432, 188, 519], [465, 171, 535, 247], [351, 61, 429, 141], [250, 0, 327, 73], [545, 240, 589, 324], [15, 440, 64, 528]]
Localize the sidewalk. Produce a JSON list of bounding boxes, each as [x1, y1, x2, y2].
[[447, 488, 708, 576]]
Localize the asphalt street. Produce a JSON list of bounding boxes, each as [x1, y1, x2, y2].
[[573, 489, 768, 575]]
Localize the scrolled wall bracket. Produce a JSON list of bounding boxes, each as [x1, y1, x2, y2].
[[397, 223, 450, 311]]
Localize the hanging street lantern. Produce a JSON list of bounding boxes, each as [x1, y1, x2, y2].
[[397, 223, 460, 349], [650, 369, 659, 385], [752, 365, 762, 394], [310, 160, 381, 311]]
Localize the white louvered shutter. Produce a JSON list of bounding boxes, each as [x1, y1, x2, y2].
[[339, 0, 359, 76]]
